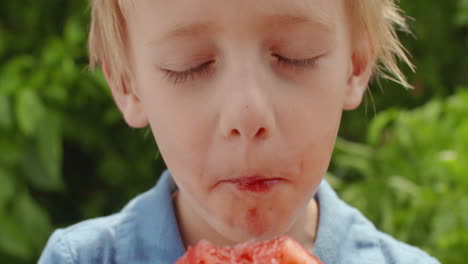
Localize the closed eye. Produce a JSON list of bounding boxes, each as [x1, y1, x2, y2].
[[273, 54, 319, 69], [161, 60, 215, 84], [160, 54, 319, 85]]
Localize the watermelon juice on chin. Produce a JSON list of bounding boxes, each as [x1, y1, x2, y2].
[[175, 236, 323, 264]]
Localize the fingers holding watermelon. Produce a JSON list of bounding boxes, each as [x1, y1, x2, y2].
[[175, 236, 322, 264]]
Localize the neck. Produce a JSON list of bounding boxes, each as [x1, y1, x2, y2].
[[285, 198, 319, 250]]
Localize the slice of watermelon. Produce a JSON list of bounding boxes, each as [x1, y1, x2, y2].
[[174, 236, 323, 264]]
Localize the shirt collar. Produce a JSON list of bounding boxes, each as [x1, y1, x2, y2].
[[312, 179, 355, 264], [116, 169, 185, 263]]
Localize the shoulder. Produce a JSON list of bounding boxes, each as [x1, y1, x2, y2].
[[38, 213, 127, 264], [38, 183, 159, 264], [344, 209, 440, 264], [313, 180, 440, 264], [39, 171, 185, 264], [376, 231, 440, 264]]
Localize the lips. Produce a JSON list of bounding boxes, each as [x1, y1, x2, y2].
[[221, 175, 284, 193]]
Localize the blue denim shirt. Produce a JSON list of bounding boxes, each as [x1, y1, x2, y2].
[[38, 170, 439, 264]]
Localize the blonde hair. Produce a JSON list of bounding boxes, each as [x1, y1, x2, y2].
[[88, 0, 414, 91]]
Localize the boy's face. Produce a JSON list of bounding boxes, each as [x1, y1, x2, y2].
[[113, 0, 371, 243]]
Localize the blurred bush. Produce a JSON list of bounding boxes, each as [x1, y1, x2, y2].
[[330, 88, 468, 263], [0, 1, 163, 263], [0, 0, 466, 263], [340, 0, 468, 140]]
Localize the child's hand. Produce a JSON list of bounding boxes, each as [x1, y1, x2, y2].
[[174, 236, 322, 264]]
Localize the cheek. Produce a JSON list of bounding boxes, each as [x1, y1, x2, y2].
[[281, 61, 347, 136], [279, 55, 347, 183], [136, 78, 215, 191], [299, 123, 340, 177], [152, 116, 213, 187]]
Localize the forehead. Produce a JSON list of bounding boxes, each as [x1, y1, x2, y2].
[[125, 0, 344, 39]]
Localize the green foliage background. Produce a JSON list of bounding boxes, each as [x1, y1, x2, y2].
[[0, 0, 467, 263]]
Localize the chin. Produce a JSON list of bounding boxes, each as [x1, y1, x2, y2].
[[214, 213, 293, 244]]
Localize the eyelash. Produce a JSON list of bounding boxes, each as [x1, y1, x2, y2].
[[273, 54, 319, 70], [161, 60, 215, 85], [161, 55, 319, 85]]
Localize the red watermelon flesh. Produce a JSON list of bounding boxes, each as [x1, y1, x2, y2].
[[174, 236, 323, 264]]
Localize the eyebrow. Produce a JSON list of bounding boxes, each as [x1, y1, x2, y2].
[[150, 11, 335, 46], [147, 22, 215, 47], [262, 11, 335, 31], [161, 22, 216, 41]]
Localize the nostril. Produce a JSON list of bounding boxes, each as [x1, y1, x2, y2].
[[230, 129, 240, 136], [228, 128, 268, 138], [256, 127, 267, 138]]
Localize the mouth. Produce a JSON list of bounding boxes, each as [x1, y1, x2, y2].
[[220, 175, 285, 193]]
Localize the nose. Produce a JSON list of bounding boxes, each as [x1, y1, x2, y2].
[[225, 105, 271, 140], [219, 66, 275, 142]]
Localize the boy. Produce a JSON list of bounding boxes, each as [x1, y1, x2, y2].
[[39, 0, 440, 263]]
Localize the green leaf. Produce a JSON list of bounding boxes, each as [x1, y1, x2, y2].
[[367, 109, 400, 146], [37, 114, 64, 191], [103, 107, 122, 125], [44, 84, 68, 103], [41, 38, 65, 66], [64, 17, 85, 46], [12, 191, 53, 252], [455, 0, 468, 26], [61, 57, 77, 83], [335, 137, 373, 158], [15, 89, 45, 136], [21, 117, 64, 192], [0, 136, 22, 166], [0, 169, 15, 211], [0, 212, 32, 260], [387, 176, 419, 197], [0, 55, 35, 96], [0, 28, 6, 58], [0, 94, 12, 129]]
